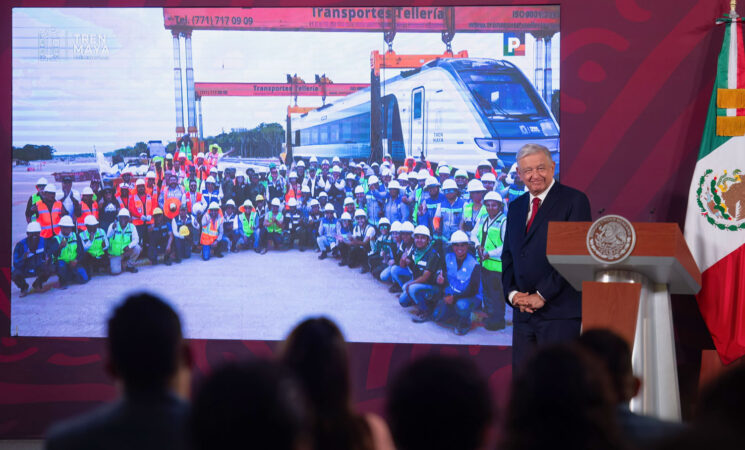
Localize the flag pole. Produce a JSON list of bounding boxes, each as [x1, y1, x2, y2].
[[732, 0, 739, 18]]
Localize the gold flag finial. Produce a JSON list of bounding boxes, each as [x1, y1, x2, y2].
[[732, 0, 738, 15]]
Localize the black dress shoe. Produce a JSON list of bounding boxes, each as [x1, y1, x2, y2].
[[483, 319, 506, 331], [412, 311, 432, 323]]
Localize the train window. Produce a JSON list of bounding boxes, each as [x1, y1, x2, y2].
[[330, 123, 340, 143], [311, 126, 319, 145], [463, 72, 541, 117], [320, 125, 329, 144], [342, 119, 352, 142], [413, 91, 422, 119]]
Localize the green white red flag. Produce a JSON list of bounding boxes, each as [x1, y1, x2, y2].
[[684, 13, 745, 365]]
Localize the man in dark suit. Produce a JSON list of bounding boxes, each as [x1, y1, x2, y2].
[[45, 293, 192, 450], [502, 143, 591, 369]]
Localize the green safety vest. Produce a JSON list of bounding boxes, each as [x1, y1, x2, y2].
[[56, 233, 78, 263], [463, 202, 488, 230], [266, 211, 283, 233], [29, 193, 42, 220], [239, 211, 256, 237], [80, 228, 106, 258], [109, 222, 134, 256], [413, 187, 423, 223], [476, 214, 506, 272]]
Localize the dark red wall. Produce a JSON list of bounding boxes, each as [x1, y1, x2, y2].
[[1, 0, 739, 438]]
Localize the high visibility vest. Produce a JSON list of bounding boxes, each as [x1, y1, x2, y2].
[[508, 185, 527, 203], [437, 198, 465, 240], [445, 252, 478, 294], [129, 194, 154, 226], [80, 228, 106, 257], [162, 189, 183, 220], [76, 201, 99, 231], [108, 222, 134, 256], [413, 188, 423, 223], [476, 214, 506, 272], [29, 193, 42, 221], [36, 200, 63, 238], [266, 211, 283, 233], [463, 202, 488, 232], [184, 191, 202, 213], [200, 217, 221, 245], [55, 232, 78, 263], [238, 211, 256, 237]]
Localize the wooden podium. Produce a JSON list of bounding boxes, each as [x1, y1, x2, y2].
[[546, 221, 701, 421]]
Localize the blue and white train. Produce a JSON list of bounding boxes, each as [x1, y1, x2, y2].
[[291, 58, 559, 172]]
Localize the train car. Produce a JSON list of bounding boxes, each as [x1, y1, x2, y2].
[[291, 58, 559, 173]]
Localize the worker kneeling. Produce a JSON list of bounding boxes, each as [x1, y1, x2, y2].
[[397, 225, 442, 323], [316, 203, 338, 260], [12, 221, 55, 296], [107, 209, 142, 274], [148, 208, 172, 266], [233, 199, 258, 252], [348, 209, 376, 271], [201, 202, 228, 260], [80, 215, 109, 276], [55, 216, 89, 289], [433, 231, 482, 336]]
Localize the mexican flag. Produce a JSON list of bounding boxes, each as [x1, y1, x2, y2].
[[684, 14, 745, 365]]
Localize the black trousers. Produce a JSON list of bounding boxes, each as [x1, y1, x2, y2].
[[512, 316, 581, 371]]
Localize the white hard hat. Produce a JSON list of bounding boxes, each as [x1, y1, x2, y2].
[[279, 164, 287, 170], [197, 152, 205, 159], [354, 186, 365, 194], [349, 161, 357, 168], [346, 173, 356, 180], [321, 159, 330, 166], [418, 169, 430, 180], [84, 215, 99, 226], [193, 203, 204, 215], [82, 187, 94, 196], [425, 176, 440, 188], [455, 169, 468, 178], [319, 191, 328, 198], [44, 184, 57, 193], [439, 160, 448, 168], [368, 175, 380, 185], [135, 178, 146, 186], [210, 167, 218, 173], [449, 230, 470, 244], [390, 220, 402, 232], [209, 202, 221, 210], [332, 156, 341, 163], [331, 166, 342, 174], [289, 171, 298, 179], [301, 185, 310, 193], [226, 199, 236, 207], [296, 160, 306, 167], [400, 221, 415, 233], [165, 154, 173, 160], [481, 172, 497, 183], [344, 197, 354, 205], [118, 208, 131, 218], [206, 176, 216, 183], [388, 180, 401, 190], [271, 198, 281, 207], [309, 156, 318, 163], [340, 212, 352, 221], [324, 203, 335, 212], [414, 225, 431, 237], [243, 199, 253, 209], [484, 191, 504, 203], [467, 179, 486, 192], [354, 209, 367, 218], [478, 160, 492, 168], [309, 199, 320, 207], [379, 217, 391, 227], [287, 197, 298, 207], [36, 177, 48, 186], [59, 216, 74, 227], [26, 221, 42, 233], [380, 169, 392, 178], [146, 171, 156, 178], [442, 179, 458, 191], [398, 172, 409, 182]]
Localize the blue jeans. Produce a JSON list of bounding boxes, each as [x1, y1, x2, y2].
[[433, 296, 481, 323], [399, 282, 440, 309], [174, 237, 191, 260], [202, 237, 229, 260], [57, 260, 89, 286], [390, 265, 412, 288], [379, 265, 394, 282]]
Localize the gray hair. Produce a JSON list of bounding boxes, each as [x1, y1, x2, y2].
[[516, 143, 552, 162]]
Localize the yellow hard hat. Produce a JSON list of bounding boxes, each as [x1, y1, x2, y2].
[[255, 195, 265, 201], [179, 225, 190, 237], [153, 207, 164, 215]]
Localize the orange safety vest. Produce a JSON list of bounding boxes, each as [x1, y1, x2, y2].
[[163, 190, 182, 220], [76, 201, 99, 231], [36, 200, 63, 238], [128, 194, 154, 225], [200, 217, 221, 245], [185, 191, 202, 213], [285, 185, 302, 209]]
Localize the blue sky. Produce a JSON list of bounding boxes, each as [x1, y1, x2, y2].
[[13, 8, 560, 155]]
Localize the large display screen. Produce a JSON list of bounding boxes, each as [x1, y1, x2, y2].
[[11, 6, 560, 345]]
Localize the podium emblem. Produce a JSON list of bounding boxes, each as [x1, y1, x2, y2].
[[586, 215, 636, 264]]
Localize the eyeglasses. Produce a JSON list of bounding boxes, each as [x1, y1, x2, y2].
[[518, 165, 550, 177]]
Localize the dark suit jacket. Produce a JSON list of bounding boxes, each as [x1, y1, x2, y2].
[[502, 181, 591, 322], [45, 391, 189, 450]]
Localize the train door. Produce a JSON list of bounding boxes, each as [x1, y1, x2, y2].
[[409, 87, 426, 159]]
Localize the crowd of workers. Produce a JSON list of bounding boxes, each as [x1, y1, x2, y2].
[[13, 146, 529, 335]]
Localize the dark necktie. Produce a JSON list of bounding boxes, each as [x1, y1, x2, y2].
[[526, 197, 541, 233]]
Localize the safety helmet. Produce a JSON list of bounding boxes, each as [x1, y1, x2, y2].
[[449, 230, 470, 244], [478, 160, 492, 169], [255, 195, 265, 202], [388, 180, 401, 190], [414, 225, 431, 237], [44, 184, 57, 193], [340, 212, 352, 221], [301, 185, 310, 193], [226, 199, 236, 207], [324, 203, 335, 212], [331, 166, 342, 174], [400, 221, 415, 233], [287, 197, 298, 207], [270, 198, 281, 207], [179, 225, 190, 237], [455, 169, 468, 179], [309, 199, 320, 207], [146, 171, 156, 178], [82, 187, 94, 196], [152, 207, 164, 215], [36, 177, 48, 186], [206, 176, 216, 184], [135, 178, 146, 186], [354, 209, 367, 218], [390, 220, 402, 233], [379, 217, 391, 227], [484, 191, 504, 203], [26, 221, 42, 233], [467, 179, 486, 192], [368, 175, 380, 185], [309, 156, 318, 163], [197, 152, 205, 159], [296, 160, 306, 167], [318, 192, 328, 198], [84, 215, 99, 226], [398, 172, 409, 182], [346, 173, 356, 180], [442, 179, 458, 191], [354, 186, 365, 194], [344, 197, 354, 205], [118, 208, 131, 218], [289, 171, 298, 179], [209, 202, 221, 210], [243, 199, 253, 209], [480, 172, 497, 183], [418, 169, 430, 180], [59, 216, 75, 228], [425, 177, 440, 188]]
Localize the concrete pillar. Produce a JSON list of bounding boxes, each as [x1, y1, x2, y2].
[[533, 35, 544, 103], [197, 96, 204, 140], [544, 36, 553, 105], [184, 31, 197, 135], [172, 31, 185, 135]]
